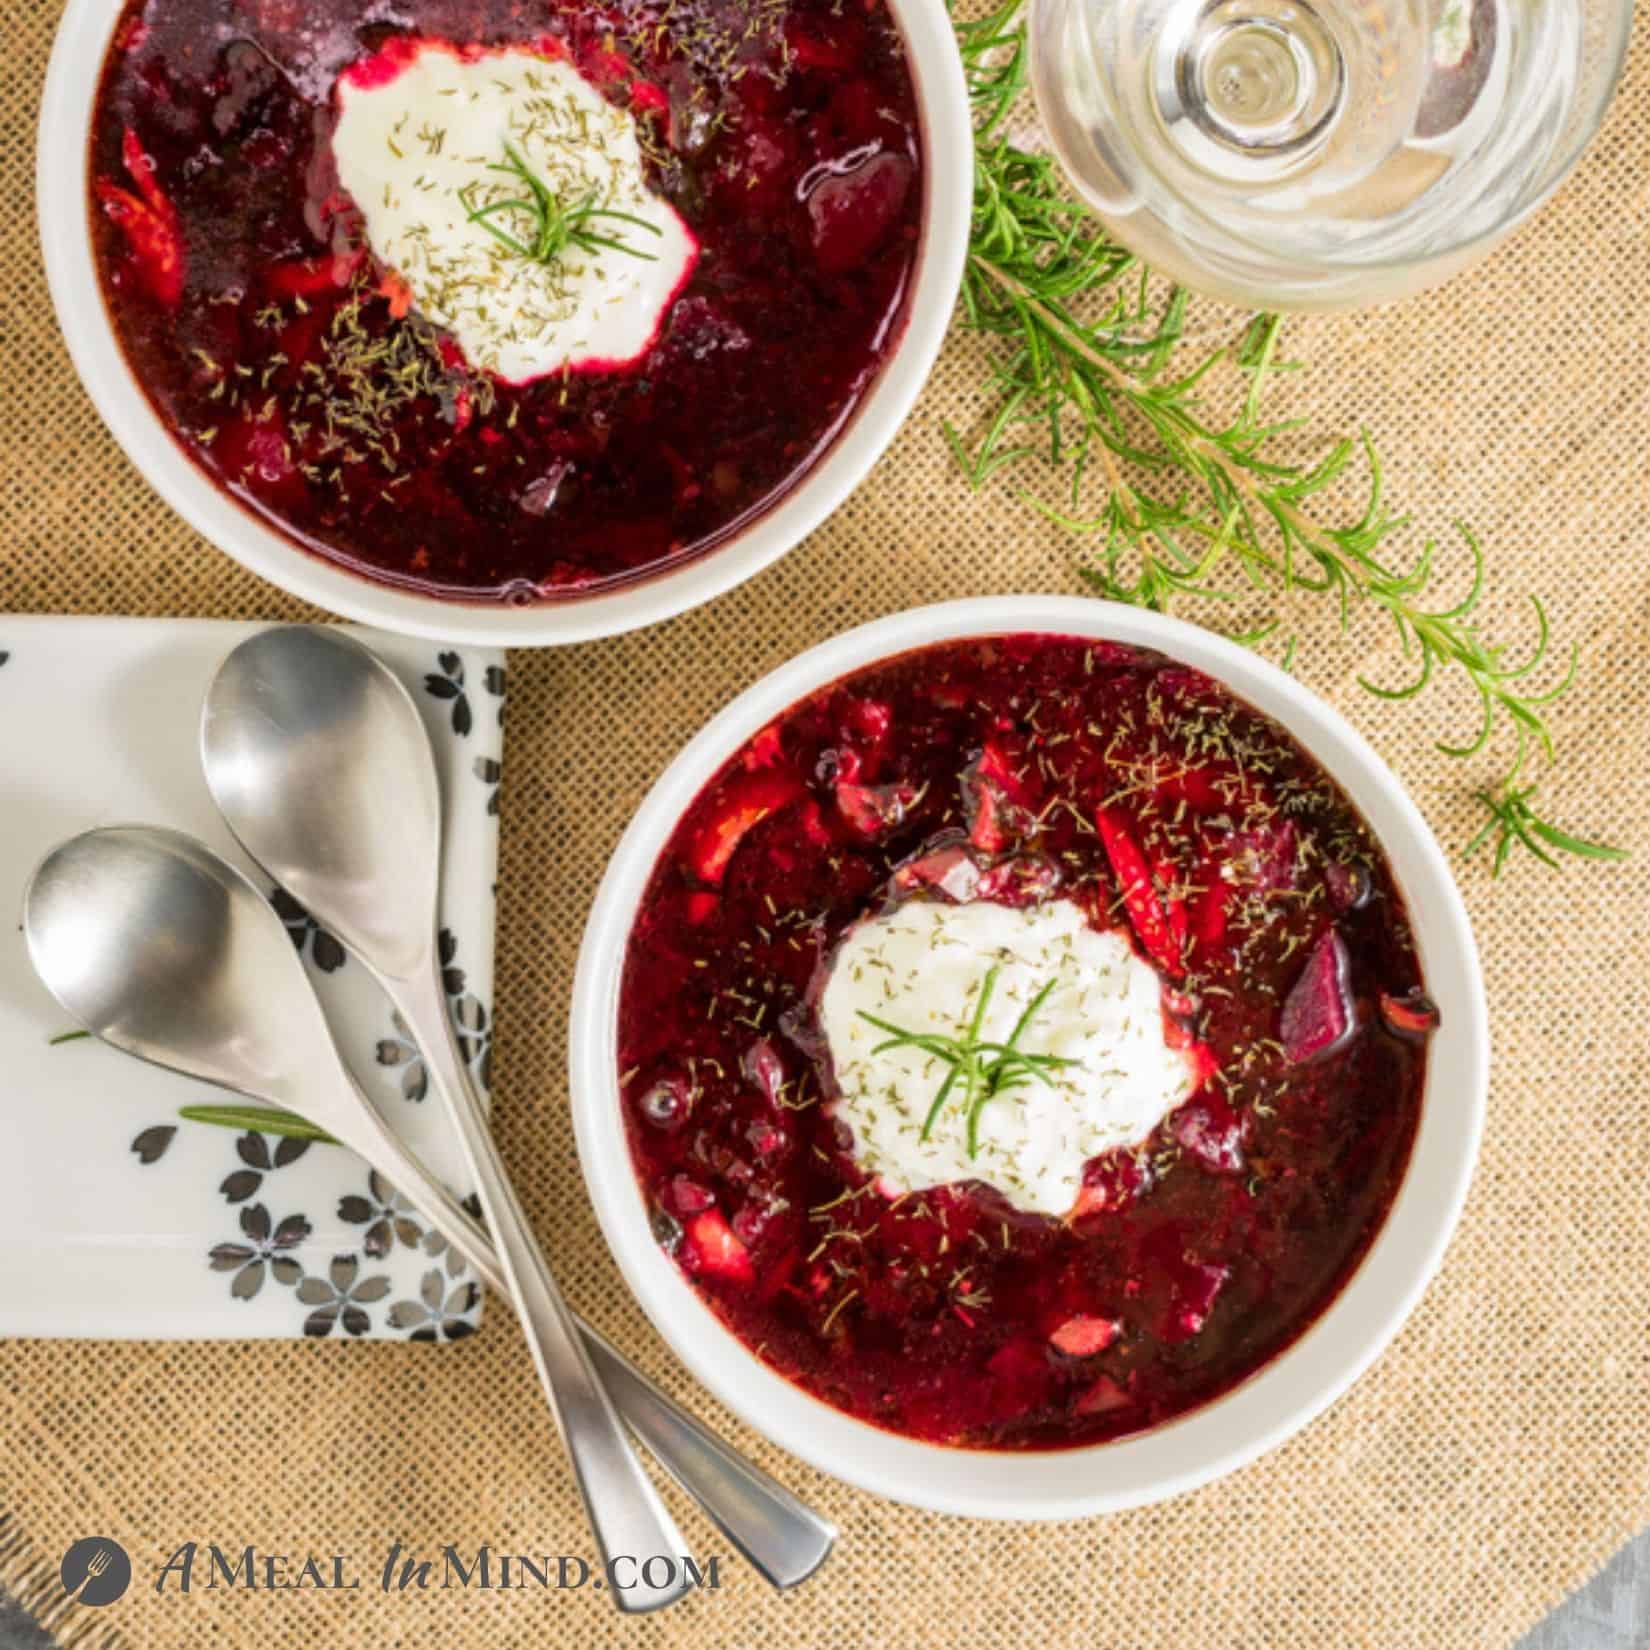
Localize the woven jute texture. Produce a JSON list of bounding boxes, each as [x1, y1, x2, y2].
[[3, 0, 1649, 1644]]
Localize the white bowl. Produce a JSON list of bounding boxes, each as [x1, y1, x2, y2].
[[36, 3, 972, 648], [571, 595, 1489, 1520]]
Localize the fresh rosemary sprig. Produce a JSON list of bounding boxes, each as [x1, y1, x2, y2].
[[858, 964, 1075, 1157], [463, 141, 661, 266], [951, 0, 1623, 876], [1464, 785, 1631, 878], [177, 1104, 337, 1144]]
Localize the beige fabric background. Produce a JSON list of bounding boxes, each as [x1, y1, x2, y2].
[[3, 0, 1649, 1645]]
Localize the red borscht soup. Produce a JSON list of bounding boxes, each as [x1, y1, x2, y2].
[[88, 0, 923, 602], [618, 635, 1434, 1450]]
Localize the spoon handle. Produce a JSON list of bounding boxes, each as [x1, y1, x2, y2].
[[572, 1321, 835, 1589], [395, 962, 690, 1613], [329, 1095, 835, 1589]]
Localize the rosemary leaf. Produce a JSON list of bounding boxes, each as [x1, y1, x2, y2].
[[176, 1103, 338, 1144], [463, 141, 660, 265], [860, 964, 1074, 1158]]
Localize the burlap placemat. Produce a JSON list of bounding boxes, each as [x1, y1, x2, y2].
[[3, 2, 1648, 1645]]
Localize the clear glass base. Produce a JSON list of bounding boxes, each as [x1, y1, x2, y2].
[[1154, 0, 1347, 183]]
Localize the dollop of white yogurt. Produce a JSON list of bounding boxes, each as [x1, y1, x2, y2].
[[820, 898, 1200, 1217], [331, 42, 697, 382]]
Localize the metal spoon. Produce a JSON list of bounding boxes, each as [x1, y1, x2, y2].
[[24, 825, 834, 1594], [199, 628, 838, 1586], [198, 627, 694, 1609]]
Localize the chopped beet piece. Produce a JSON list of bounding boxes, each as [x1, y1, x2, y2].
[[1073, 1374, 1131, 1416], [1172, 1094, 1248, 1174], [665, 1174, 715, 1215], [681, 1209, 753, 1284], [683, 891, 720, 925], [892, 841, 982, 903], [1160, 1261, 1231, 1343], [806, 152, 914, 274], [1280, 928, 1357, 1065], [835, 780, 918, 839], [1095, 808, 1184, 978], [1148, 843, 1190, 953], [741, 1037, 787, 1107], [1324, 859, 1373, 912], [685, 770, 804, 885], [1189, 846, 1231, 955], [266, 249, 361, 296], [962, 739, 1033, 853], [1152, 759, 1257, 813], [1069, 1148, 1148, 1223], [1048, 1315, 1120, 1357], [95, 127, 185, 308]]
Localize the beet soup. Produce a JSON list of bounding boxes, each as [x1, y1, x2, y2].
[[88, 0, 925, 601], [618, 635, 1435, 1450]]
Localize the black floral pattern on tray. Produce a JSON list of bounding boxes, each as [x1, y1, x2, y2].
[[339, 1169, 483, 1289], [191, 1156, 484, 1337], [130, 1124, 176, 1164], [474, 753, 502, 817], [209, 1204, 312, 1299], [438, 929, 493, 1092], [424, 651, 473, 737], [220, 1130, 311, 1205], [297, 1256, 393, 1338], [101, 640, 498, 1340], [130, 1056, 488, 1336], [475, 661, 505, 811], [388, 1269, 482, 1342], [338, 1169, 424, 1257], [269, 886, 346, 973], [130, 1111, 482, 1337], [377, 927, 493, 1098], [418, 1190, 483, 1281], [375, 1012, 432, 1103]]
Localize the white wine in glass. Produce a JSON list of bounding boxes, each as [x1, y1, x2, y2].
[[1028, 0, 1631, 309]]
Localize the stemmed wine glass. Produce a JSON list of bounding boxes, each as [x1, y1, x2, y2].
[[1028, 0, 1631, 310]]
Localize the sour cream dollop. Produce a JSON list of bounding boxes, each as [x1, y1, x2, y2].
[[331, 42, 698, 382], [820, 898, 1200, 1217]]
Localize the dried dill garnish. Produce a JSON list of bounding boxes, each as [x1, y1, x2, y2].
[[291, 284, 496, 475]]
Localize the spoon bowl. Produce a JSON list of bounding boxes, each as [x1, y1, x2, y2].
[[201, 626, 438, 979], [25, 825, 342, 1108]]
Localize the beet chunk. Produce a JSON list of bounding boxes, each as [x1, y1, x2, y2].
[[1280, 928, 1356, 1064], [806, 152, 913, 274], [1172, 1093, 1247, 1173]]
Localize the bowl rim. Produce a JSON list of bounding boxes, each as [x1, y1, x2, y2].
[[36, 0, 973, 648], [570, 594, 1489, 1520]]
